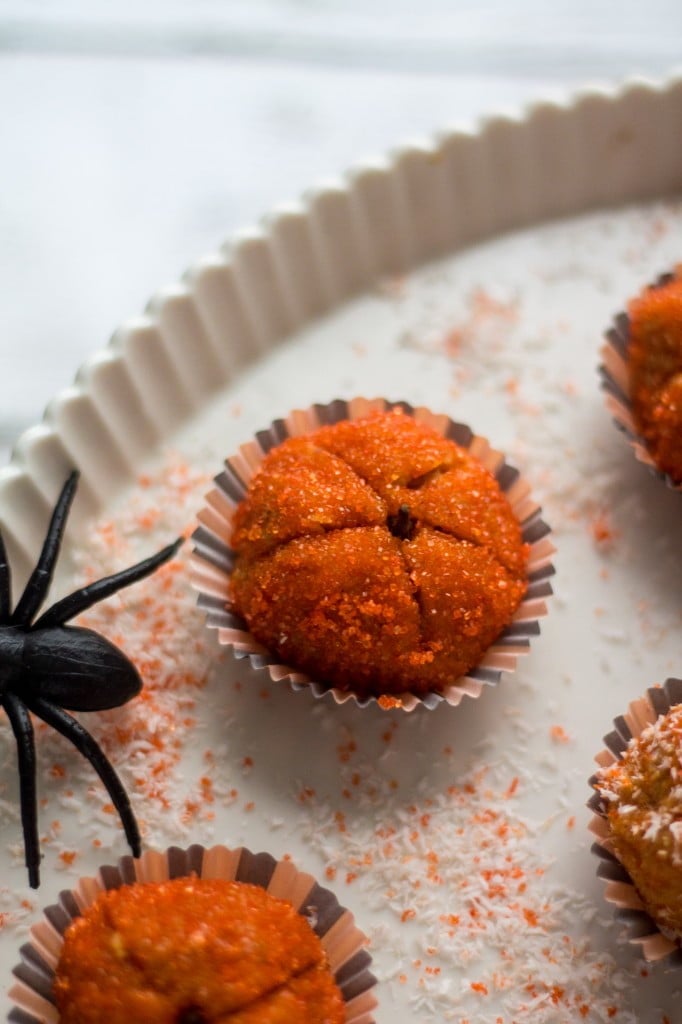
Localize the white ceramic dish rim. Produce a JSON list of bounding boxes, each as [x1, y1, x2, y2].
[[1, 74, 682, 592]]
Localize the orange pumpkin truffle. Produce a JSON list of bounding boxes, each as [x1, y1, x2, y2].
[[53, 877, 345, 1024], [628, 273, 682, 485], [229, 410, 529, 698], [594, 703, 682, 939]]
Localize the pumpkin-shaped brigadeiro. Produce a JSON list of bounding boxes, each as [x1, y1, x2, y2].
[[229, 409, 530, 699], [627, 271, 682, 485], [54, 877, 345, 1024]]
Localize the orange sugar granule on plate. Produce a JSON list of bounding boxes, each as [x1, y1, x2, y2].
[[299, 759, 635, 1023], [229, 410, 529, 698], [628, 274, 682, 484]]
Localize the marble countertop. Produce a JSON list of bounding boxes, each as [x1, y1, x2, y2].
[[1, 2, 681, 466]]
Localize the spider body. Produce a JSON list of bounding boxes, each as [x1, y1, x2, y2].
[[0, 470, 182, 887], [1, 625, 141, 710]]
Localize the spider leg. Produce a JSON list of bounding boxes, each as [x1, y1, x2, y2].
[[0, 527, 11, 621], [3, 693, 40, 888], [25, 695, 141, 860], [35, 536, 183, 629], [11, 471, 79, 628]]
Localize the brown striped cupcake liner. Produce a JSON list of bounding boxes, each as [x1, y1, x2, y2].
[[191, 397, 555, 712], [8, 843, 377, 1023], [588, 677, 682, 965]]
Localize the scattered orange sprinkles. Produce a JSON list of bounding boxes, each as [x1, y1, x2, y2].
[[302, 758, 638, 1022], [439, 287, 519, 359], [588, 509, 619, 550], [504, 777, 519, 798], [29, 459, 218, 868], [550, 725, 571, 745]]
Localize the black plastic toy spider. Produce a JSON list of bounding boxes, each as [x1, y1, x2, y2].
[[0, 470, 182, 887]]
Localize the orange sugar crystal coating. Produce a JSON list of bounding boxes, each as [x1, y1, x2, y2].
[[595, 703, 682, 937], [229, 410, 529, 697], [628, 274, 682, 484], [53, 877, 345, 1024]]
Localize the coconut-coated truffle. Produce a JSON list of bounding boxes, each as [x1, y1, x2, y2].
[[595, 703, 682, 938]]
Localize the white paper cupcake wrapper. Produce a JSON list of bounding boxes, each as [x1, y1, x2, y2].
[[191, 397, 555, 712], [599, 271, 682, 493], [7, 844, 377, 1024], [588, 677, 682, 964]]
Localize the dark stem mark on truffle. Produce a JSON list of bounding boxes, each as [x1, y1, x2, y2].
[[387, 504, 417, 541], [177, 1008, 208, 1024]]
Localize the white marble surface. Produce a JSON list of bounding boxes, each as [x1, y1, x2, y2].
[[1, 2, 682, 466]]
